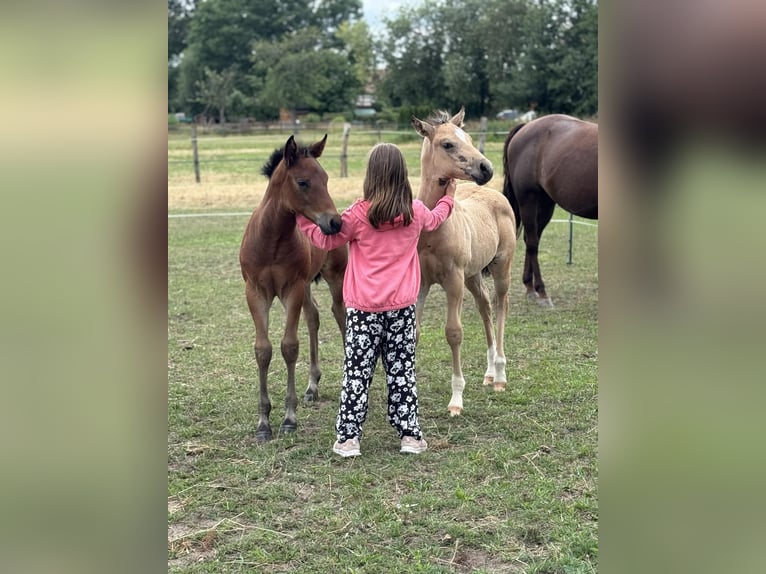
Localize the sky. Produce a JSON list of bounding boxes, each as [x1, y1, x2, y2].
[[361, 0, 412, 31]]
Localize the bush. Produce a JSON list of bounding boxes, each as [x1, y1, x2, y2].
[[374, 109, 398, 124], [395, 105, 437, 125]]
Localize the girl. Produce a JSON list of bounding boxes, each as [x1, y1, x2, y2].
[[297, 143, 455, 457]]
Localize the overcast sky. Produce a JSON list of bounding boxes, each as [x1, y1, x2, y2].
[[361, 0, 412, 30]]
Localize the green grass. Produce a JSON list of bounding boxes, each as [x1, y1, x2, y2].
[[168, 205, 597, 572]]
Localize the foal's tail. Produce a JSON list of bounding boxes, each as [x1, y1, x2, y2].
[[502, 123, 526, 238]]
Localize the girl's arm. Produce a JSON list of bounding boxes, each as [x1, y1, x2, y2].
[[421, 181, 456, 231], [296, 212, 353, 250]]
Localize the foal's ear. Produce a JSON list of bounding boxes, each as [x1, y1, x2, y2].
[[411, 116, 434, 139], [284, 135, 299, 167], [308, 134, 327, 159], [450, 107, 466, 128]]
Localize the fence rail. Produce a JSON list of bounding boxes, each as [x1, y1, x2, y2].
[[169, 121, 520, 183], [169, 123, 597, 262]]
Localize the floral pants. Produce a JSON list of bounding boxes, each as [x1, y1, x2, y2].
[[336, 305, 422, 443]]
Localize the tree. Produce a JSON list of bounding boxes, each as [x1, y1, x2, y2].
[[313, 0, 363, 33], [168, 0, 195, 112], [251, 29, 360, 119], [377, 3, 447, 110], [480, 0, 530, 111], [372, 0, 597, 119], [177, 0, 362, 118], [440, 0, 494, 115], [194, 67, 239, 123], [550, 0, 598, 116], [168, 0, 194, 63], [336, 20, 376, 93], [518, 0, 598, 116]]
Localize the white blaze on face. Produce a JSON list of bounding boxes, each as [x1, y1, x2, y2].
[[455, 128, 468, 143]]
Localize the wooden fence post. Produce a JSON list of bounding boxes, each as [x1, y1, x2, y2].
[[340, 123, 351, 177], [191, 122, 200, 183], [478, 116, 488, 154]]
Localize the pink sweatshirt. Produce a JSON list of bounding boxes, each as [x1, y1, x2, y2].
[[297, 196, 454, 312]]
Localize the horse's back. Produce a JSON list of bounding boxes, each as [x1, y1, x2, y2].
[[456, 183, 514, 221], [541, 118, 597, 218], [509, 115, 598, 219]]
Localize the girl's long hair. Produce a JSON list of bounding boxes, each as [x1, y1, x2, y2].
[[363, 143, 414, 228]]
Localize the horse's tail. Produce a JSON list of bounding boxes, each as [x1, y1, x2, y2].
[[502, 123, 526, 239]]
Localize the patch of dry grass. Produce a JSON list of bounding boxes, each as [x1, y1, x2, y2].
[[169, 175, 426, 212], [168, 130, 507, 213]]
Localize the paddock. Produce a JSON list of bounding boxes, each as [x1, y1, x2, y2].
[[168, 130, 598, 572]]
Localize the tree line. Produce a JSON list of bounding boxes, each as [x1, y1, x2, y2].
[[168, 0, 597, 123]]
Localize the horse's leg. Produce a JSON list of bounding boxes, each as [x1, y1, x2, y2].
[[518, 196, 538, 300], [443, 271, 467, 416], [463, 274, 497, 387], [280, 286, 304, 434], [488, 253, 513, 392], [323, 248, 347, 338], [414, 282, 432, 345], [531, 197, 556, 307], [302, 285, 321, 403], [246, 284, 274, 442]]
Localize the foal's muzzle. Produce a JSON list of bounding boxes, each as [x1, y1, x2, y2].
[[317, 213, 343, 235], [471, 160, 494, 186]]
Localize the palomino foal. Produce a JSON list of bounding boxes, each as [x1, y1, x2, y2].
[[412, 109, 517, 415], [240, 135, 346, 441]]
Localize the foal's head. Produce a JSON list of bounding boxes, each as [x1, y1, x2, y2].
[[262, 134, 342, 235], [411, 107, 494, 185]]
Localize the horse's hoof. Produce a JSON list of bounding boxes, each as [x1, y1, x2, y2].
[[448, 406, 462, 417], [303, 390, 319, 403], [493, 383, 506, 392], [536, 297, 554, 308], [483, 375, 494, 386], [280, 421, 298, 434], [255, 428, 273, 442]]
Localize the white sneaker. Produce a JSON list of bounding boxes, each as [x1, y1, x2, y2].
[[400, 435, 428, 454], [333, 437, 361, 457]]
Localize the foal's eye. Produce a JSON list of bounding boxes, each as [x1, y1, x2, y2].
[[297, 179, 309, 190], [442, 141, 454, 150]]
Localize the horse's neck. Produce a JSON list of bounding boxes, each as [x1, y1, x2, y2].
[[417, 152, 448, 209], [418, 178, 447, 210], [257, 187, 296, 242]]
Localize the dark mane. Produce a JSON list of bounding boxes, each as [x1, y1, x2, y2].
[[261, 148, 284, 178], [260, 141, 314, 178]]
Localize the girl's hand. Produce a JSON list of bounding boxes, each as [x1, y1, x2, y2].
[[445, 179, 456, 197]]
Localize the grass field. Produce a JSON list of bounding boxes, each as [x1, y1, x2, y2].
[[168, 129, 598, 573]]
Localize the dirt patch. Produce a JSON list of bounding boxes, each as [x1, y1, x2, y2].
[[168, 512, 295, 569], [168, 517, 220, 568], [452, 547, 525, 573]]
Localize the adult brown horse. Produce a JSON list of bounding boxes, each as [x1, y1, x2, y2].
[[240, 135, 347, 442], [502, 114, 597, 307], [411, 108, 517, 416]]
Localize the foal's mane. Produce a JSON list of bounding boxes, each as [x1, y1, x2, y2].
[[261, 142, 315, 178], [427, 109, 465, 128], [428, 110, 452, 125]]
